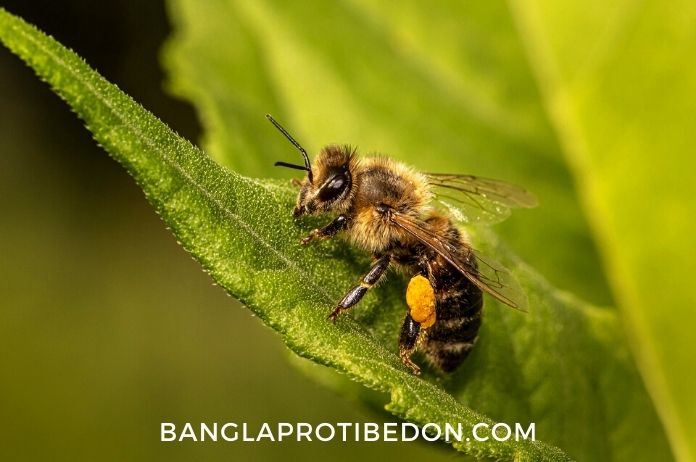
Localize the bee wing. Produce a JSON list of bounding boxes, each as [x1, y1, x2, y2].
[[389, 211, 528, 311], [425, 173, 538, 225]]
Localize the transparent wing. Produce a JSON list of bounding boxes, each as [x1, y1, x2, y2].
[[425, 173, 538, 225], [390, 211, 528, 311]]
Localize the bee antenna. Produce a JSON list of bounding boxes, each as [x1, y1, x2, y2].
[[266, 114, 313, 183]]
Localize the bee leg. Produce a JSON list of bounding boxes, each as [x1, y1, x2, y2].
[[328, 255, 391, 322], [399, 313, 422, 375], [301, 214, 349, 246]]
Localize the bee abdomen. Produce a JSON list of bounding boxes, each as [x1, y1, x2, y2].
[[423, 271, 483, 372]]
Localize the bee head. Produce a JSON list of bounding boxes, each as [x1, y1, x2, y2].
[[267, 114, 354, 217], [293, 145, 354, 216]]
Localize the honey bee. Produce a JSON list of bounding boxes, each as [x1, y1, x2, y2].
[[267, 114, 537, 375]]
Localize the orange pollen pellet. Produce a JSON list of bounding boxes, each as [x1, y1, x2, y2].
[[406, 275, 436, 329]]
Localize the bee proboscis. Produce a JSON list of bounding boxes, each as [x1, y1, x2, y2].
[[268, 114, 537, 375]]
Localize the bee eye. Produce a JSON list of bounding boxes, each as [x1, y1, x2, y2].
[[327, 176, 345, 190], [318, 173, 349, 202]]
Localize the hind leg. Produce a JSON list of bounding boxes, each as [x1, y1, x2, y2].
[[399, 313, 423, 375], [398, 274, 437, 375]]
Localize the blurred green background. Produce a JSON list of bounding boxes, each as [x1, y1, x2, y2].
[[0, 1, 454, 460]]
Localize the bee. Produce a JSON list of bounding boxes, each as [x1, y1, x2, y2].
[[267, 114, 537, 375]]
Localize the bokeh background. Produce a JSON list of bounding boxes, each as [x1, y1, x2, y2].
[[2, 0, 695, 461]]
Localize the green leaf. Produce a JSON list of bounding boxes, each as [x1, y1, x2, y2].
[[162, 0, 614, 307], [510, 0, 696, 459], [161, 2, 677, 458], [0, 6, 672, 462]]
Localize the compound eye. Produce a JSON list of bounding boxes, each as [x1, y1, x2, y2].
[[327, 176, 344, 191], [318, 173, 348, 202]]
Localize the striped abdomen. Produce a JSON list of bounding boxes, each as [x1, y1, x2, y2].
[[422, 249, 483, 373]]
